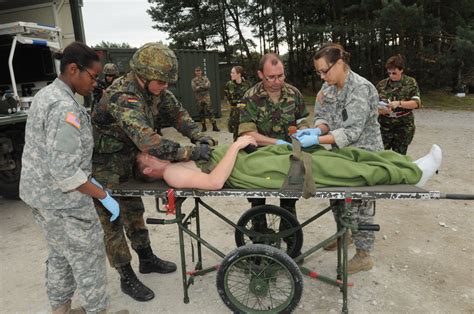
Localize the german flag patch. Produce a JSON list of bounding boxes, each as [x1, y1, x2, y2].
[[65, 112, 80, 129], [127, 97, 139, 103]]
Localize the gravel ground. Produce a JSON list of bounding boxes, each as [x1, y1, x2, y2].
[[0, 108, 473, 313]]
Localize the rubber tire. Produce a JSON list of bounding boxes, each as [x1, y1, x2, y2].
[[0, 157, 21, 200], [235, 205, 303, 258], [216, 244, 303, 314]]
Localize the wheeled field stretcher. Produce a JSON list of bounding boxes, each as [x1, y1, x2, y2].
[[112, 180, 472, 313]]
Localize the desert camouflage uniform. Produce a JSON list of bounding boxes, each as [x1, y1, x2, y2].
[[92, 72, 203, 267], [191, 76, 215, 124], [224, 79, 252, 139], [314, 70, 384, 252], [239, 81, 309, 214], [19, 78, 109, 311], [376, 74, 421, 155]]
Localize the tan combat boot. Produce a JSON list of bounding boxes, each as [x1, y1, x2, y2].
[[347, 249, 374, 274], [52, 300, 71, 314], [323, 230, 353, 251]]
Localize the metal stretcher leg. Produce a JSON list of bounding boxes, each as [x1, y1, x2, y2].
[[177, 200, 190, 303]]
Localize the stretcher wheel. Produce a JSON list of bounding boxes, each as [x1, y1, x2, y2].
[[216, 244, 303, 313], [235, 205, 303, 258]]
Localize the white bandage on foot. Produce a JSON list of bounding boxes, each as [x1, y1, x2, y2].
[[414, 144, 442, 187]]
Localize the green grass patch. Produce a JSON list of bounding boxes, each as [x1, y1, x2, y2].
[[302, 90, 473, 111]]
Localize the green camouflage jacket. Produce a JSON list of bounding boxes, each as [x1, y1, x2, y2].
[[376, 74, 421, 114], [92, 72, 201, 183], [224, 79, 252, 106], [239, 81, 309, 141]]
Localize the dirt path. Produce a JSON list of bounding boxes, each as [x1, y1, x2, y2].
[[0, 109, 473, 313]]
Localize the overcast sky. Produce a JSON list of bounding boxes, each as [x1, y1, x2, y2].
[[82, 0, 169, 48]]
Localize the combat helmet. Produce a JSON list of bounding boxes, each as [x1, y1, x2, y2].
[[130, 42, 178, 83], [103, 63, 119, 76]]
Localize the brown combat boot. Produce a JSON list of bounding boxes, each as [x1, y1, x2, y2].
[[347, 249, 374, 274], [323, 230, 353, 251], [52, 300, 71, 314]]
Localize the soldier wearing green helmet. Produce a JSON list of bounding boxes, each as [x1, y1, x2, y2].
[[92, 62, 120, 105], [91, 42, 217, 302]]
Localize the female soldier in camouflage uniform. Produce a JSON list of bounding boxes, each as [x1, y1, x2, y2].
[[377, 55, 421, 155], [20, 42, 121, 313], [224, 66, 252, 140], [296, 43, 384, 274]]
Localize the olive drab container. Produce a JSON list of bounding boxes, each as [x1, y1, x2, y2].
[[95, 48, 221, 119]]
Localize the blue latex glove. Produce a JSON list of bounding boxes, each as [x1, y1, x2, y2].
[[297, 134, 319, 148], [295, 128, 321, 138], [276, 139, 292, 146], [91, 178, 119, 222], [90, 177, 103, 189], [100, 192, 120, 222]]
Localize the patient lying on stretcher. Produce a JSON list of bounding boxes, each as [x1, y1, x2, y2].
[[134, 135, 442, 190]]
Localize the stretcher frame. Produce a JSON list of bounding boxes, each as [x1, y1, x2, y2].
[[112, 180, 468, 313]]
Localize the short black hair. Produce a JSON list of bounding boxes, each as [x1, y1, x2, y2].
[[53, 41, 99, 73]]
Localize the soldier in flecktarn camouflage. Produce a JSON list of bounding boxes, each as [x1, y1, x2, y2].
[[191, 66, 220, 132], [224, 65, 252, 140], [91, 42, 217, 302], [19, 42, 113, 313], [376, 54, 421, 155], [93, 63, 119, 105]]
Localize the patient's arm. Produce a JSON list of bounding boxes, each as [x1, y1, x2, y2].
[[163, 136, 256, 190]]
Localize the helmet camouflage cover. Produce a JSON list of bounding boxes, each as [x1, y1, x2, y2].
[[103, 63, 119, 76], [130, 42, 178, 83]]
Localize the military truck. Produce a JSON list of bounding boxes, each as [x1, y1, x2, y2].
[[0, 0, 85, 199]]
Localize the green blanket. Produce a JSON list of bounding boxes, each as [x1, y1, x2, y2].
[[210, 145, 422, 189]]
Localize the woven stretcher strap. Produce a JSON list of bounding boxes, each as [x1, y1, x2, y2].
[[280, 140, 316, 198]]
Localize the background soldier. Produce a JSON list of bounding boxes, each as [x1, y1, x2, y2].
[[191, 66, 220, 132], [93, 62, 119, 105], [92, 43, 217, 302], [224, 66, 252, 140], [376, 54, 421, 155]]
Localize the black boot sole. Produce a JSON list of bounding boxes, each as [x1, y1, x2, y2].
[[121, 284, 155, 302], [139, 266, 177, 274]]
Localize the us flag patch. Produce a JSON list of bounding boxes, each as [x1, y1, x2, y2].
[[65, 112, 80, 129]]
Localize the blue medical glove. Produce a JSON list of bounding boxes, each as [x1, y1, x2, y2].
[[276, 139, 292, 146], [99, 192, 120, 222], [296, 128, 321, 138], [297, 134, 319, 148], [91, 178, 119, 222], [90, 177, 103, 189]]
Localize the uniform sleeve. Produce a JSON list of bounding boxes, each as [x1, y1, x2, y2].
[[313, 86, 330, 127], [224, 81, 231, 101], [406, 78, 422, 108], [330, 85, 373, 148], [108, 94, 185, 161], [46, 102, 88, 192], [204, 77, 211, 89], [158, 91, 200, 140], [191, 78, 199, 92], [375, 79, 389, 101], [238, 93, 258, 134], [294, 90, 309, 128]]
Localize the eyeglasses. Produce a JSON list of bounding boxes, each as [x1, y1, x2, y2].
[[387, 71, 398, 76], [315, 62, 336, 76], [263, 74, 285, 82], [77, 63, 97, 81]]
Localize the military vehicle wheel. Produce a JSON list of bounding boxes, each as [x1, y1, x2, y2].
[[216, 244, 303, 313], [235, 205, 303, 258], [0, 158, 21, 199]]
